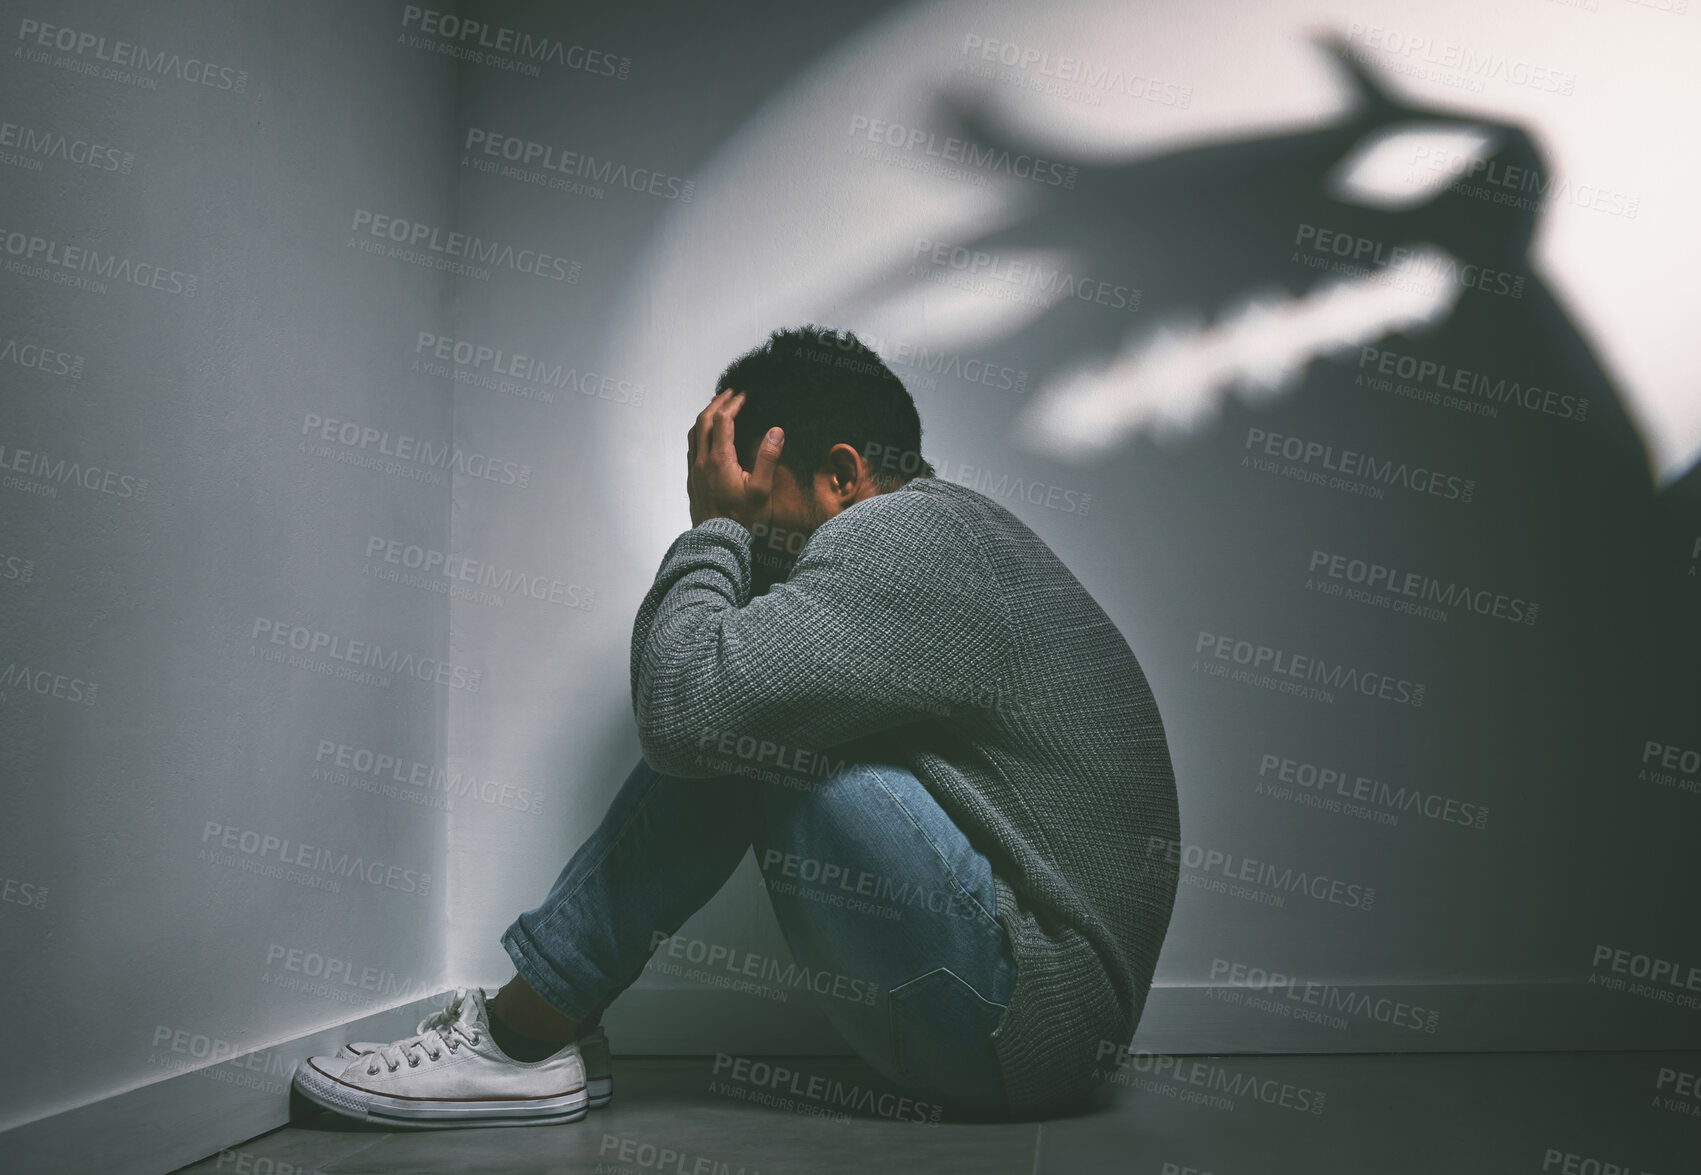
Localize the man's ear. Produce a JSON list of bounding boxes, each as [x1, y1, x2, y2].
[[821, 442, 872, 505]]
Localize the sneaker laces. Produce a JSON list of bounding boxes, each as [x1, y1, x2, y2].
[[365, 987, 486, 1074]]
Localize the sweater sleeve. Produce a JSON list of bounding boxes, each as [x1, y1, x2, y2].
[[629, 494, 1010, 778]]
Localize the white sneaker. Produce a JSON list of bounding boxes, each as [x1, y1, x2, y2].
[[293, 987, 587, 1128], [578, 1026, 613, 1108], [338, 1020, 613, 1108]]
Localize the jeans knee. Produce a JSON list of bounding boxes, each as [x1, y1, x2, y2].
[[751, 763, 884, 870]]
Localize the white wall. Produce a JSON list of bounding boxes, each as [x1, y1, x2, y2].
[[0, 0, 459, 1131], [458, 0, 1701, 1053]]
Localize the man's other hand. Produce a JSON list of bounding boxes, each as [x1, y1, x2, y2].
[[687, 388, 785, 530]]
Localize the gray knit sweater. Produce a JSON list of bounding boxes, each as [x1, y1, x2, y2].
[[630, 475, 1180, 1113]]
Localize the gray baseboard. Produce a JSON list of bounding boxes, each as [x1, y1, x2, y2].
[[5, 980, 1695, 1175], [1129, 980, 1701, 1054], [0, 992, 451, 1175]]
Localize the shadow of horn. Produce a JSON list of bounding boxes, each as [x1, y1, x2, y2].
[[1309, 29, 1415, 124]]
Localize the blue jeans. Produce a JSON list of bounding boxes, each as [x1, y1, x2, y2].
[[500, 757, 1018, 1113]]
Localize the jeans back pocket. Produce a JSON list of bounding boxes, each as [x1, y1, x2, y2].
[[887, 965, 1010, 1111]]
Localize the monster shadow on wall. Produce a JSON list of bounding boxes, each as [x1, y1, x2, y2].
[[848, 34, 1693, 943]]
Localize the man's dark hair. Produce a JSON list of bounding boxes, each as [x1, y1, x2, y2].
[[716, 325, 931, 492]]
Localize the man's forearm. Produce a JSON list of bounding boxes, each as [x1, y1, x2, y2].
[[629, 519, 753, 774], [629, 497, 1013, 780]]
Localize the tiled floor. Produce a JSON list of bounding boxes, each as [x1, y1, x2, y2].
[[171, 1050, 1701, 1174]]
